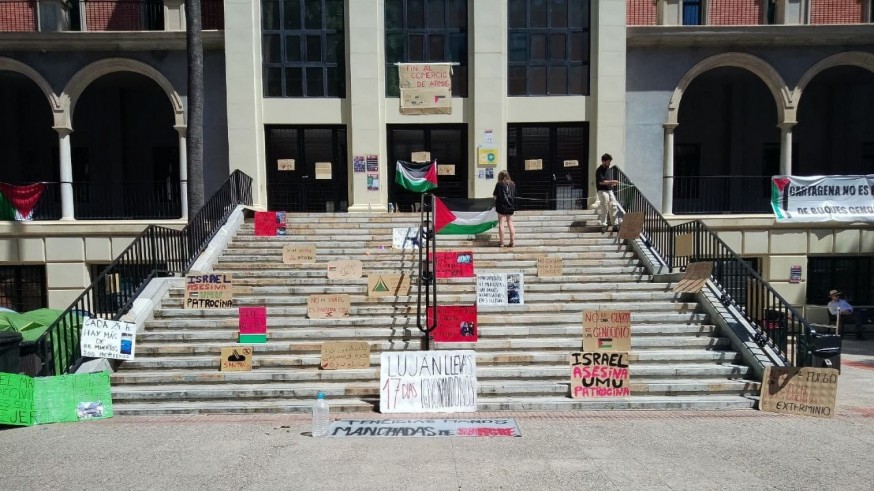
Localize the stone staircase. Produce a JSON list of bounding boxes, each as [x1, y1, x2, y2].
[[110, 211, 759, 415]]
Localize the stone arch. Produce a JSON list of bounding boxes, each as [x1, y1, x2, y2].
[[667, 52, 794, 125], [793, 51, 874, 106], [0, 57, 64, 126], [61, 58, 184, 128]]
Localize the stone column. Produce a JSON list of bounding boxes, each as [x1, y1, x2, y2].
[[662, 123, 677, 215], [778, 122, 795, 176], [54, 126, 75, 220], [176, 125, 189, 219], [163, 0, 186, 31]]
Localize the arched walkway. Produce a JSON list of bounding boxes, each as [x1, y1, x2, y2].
[[0, 57, 62, 123]]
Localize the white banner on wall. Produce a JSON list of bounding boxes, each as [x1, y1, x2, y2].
[[771, 175, 874, 223]]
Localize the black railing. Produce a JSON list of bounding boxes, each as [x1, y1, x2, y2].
[[32, 170, 252, 376], [73, 181, 183, 220], [615, 169, 826, 368], [672, 176, 773, 214], [84, 0, 165, 31]]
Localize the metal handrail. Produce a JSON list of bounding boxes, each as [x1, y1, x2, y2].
[[416, 193, 438, 350], [33, 170, 252, 376], [614, 168, 824, 367]]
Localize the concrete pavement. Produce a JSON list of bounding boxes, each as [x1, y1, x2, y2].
[[1, 340, 872, 490]]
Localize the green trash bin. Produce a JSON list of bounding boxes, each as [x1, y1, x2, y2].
[[0, 331, 23, 373]]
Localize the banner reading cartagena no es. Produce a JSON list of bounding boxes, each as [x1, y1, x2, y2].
[[771, 175, 874, 223]]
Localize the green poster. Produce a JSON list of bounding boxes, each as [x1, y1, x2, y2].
[[35, 372, 113, 424], [0, 373, 36, 426]]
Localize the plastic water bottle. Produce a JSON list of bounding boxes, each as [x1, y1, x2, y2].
[[312, 392, 330, 437]]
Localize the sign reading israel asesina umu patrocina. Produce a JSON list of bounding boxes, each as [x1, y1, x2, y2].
[[771, 175, 874, 223]]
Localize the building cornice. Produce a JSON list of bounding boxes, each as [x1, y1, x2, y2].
[[0, 31, 224, 52], [628, 25, 874, 48]]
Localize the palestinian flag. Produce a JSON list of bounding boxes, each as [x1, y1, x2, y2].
[[434, 196, 498, 235], [598, 338, 613, 349], [395, 160, 437, 193], [0, 182, 46, 221]]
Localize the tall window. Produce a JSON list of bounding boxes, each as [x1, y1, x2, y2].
[[682, 0, 703, 25], [262, 0, 346, 97], [508, 0, 590, 96], [384, 0, 468, 97], [0, 266, 47, 312], [808, 256, 873, 305]]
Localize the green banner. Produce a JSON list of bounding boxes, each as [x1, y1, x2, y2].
[[0, 373, 36, 426], [0, 372, 113, 426]]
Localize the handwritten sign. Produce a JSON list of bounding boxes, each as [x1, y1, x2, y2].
[[760, 366, 838, 418], [307, 294, 350, 319], [320, 341, 371, 370], [570, 352, 630, 399], [411, 151, 431, 163], [220, 347, 253, 372], [672, 261, 713, 293], [315, 162, 332, 180], [254, 211, 286, 236], [524, 159, 543, 171], [80, 318, 137, 360], [675, 233, 694, 257], [537, 257, 562, 277], [0, 373, 36, 426], [35, 372, 113, 424], [438, 164, 456, 176], [434, 251, 474, 279], [392, 227, 420, 249], [380, 350, 477, 413], [583, 310, 631, 352], [277, 159, 295, 171], [563, 160, 579, 168], [239, 306, 267, 343], [476, 272, 524, 305], [327, 260, 363, 280], [185, 273, 234, 309], [328, 419, 521, 438], [619, 212, 645, 240], [368, 274, 411, 297], [427, 305, 478, 342], [399, 63, 452, 115], [282, 244, 316, 264]]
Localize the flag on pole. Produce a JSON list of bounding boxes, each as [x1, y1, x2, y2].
[[395, 160, 438, 193], [0, 182, 46, 221], [433, 196, 499, 235]]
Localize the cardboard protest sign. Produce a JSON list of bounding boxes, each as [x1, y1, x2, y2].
[[438, 164, 456, 176], [760, 366, 838, 418], [327, 260, 363, 280], [368, 274, 411, 297], [239, 306, 267, 343], [185, 273, 233, 309], [320, 341, 371, 370], [570, 352, 630, 399], [537, 256, 562, 277], [427, 305, 478, 342], [315, 162, 332, 180], [282, 244, 317, 264], [254, 211, 287, 236], [563, 160, 579, 168], [524, 159, 543, 171], [672, 261, 713, 293], [619, 212, 645, 240], [220, 347, 253, 372], [476, 272, 524, 305], [411, 151, 431, 163], [0, 373, 36, 426], [277, 159, 295, 171], [307, 294, 351, 319], [675, 233, 694, 257], [380, 350, 477, 413], [399, 63, 452, 115], [434, 251, 474, 279], [583, 310, 632, 352], [35, 372, 113, 424], [80, 318, 137, 360], [392, 227, 420, 249]]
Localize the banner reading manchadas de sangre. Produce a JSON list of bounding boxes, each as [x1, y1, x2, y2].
[[771, 175, 874, 223]]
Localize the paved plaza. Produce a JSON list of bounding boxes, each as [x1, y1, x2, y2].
[[1, 340, 872, 490]]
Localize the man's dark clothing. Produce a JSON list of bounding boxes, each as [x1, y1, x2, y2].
[[596, 165, 613, 191]]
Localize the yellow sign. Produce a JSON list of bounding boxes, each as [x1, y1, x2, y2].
[[477, 147, 499, 167]]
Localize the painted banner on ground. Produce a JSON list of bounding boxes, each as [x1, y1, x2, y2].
[[80, 318, 137, 360], [392, 227, 420, 249], [771, 175, 874, 223], [759, 366, 838, 418], [427, 305, 478, 342], [583, 311, 631, 352], [239, 306, 267, 343], [1, 372, 113, 426], [328, 419, 521, 437], [380, 350, 477, 413], [570, 352, 630, 399], [476, 272, 524, 305], [320, 341, 371, 370], [434, 251, 474, 278], [326, 260, 363, 280], [307, 294, 350, 319], [220, 346, 253, 372], [398, 63, 452, 115], [254, 211, 287, 236], [367, 274, 411, 297], [185, 273, 233, 309], [0, 373, 36, 426]]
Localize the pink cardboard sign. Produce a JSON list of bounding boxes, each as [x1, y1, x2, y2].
[[427, 305, 478, 342], [239, 306, 267, 335], [433, 251, 475, 279]]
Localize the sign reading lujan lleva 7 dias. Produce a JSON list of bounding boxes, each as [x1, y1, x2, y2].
[[771, 175, 874, 223]]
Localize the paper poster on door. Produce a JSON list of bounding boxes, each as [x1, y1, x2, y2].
[[315, 162, 332, 180]]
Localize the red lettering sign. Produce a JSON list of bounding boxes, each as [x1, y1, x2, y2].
[[433, 251, 475, 279], [427, 305, 478, 342]]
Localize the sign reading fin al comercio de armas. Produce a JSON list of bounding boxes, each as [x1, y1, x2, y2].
[[771, 175, 874, 223]]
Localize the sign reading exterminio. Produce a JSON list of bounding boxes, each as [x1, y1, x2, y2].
[[771, 175, 874, 223], [380, 350, 477, 413]]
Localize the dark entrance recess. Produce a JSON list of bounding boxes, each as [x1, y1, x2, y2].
[[507, 123, 588, 210], [265, 126, 348, 212], [387, 124, 468, 212]]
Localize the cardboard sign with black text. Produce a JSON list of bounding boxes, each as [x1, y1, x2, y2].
[[220, 347, 253, 372], [282, 244, 316, 264], [570, 351, 630, 399], [307, 294, 351, 319], [380, 350, 477, 413], [320, 341, 371, 370], [326, 260, 363, 280], [537, 257, 562, 277], [759, 366, 838, 418]]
